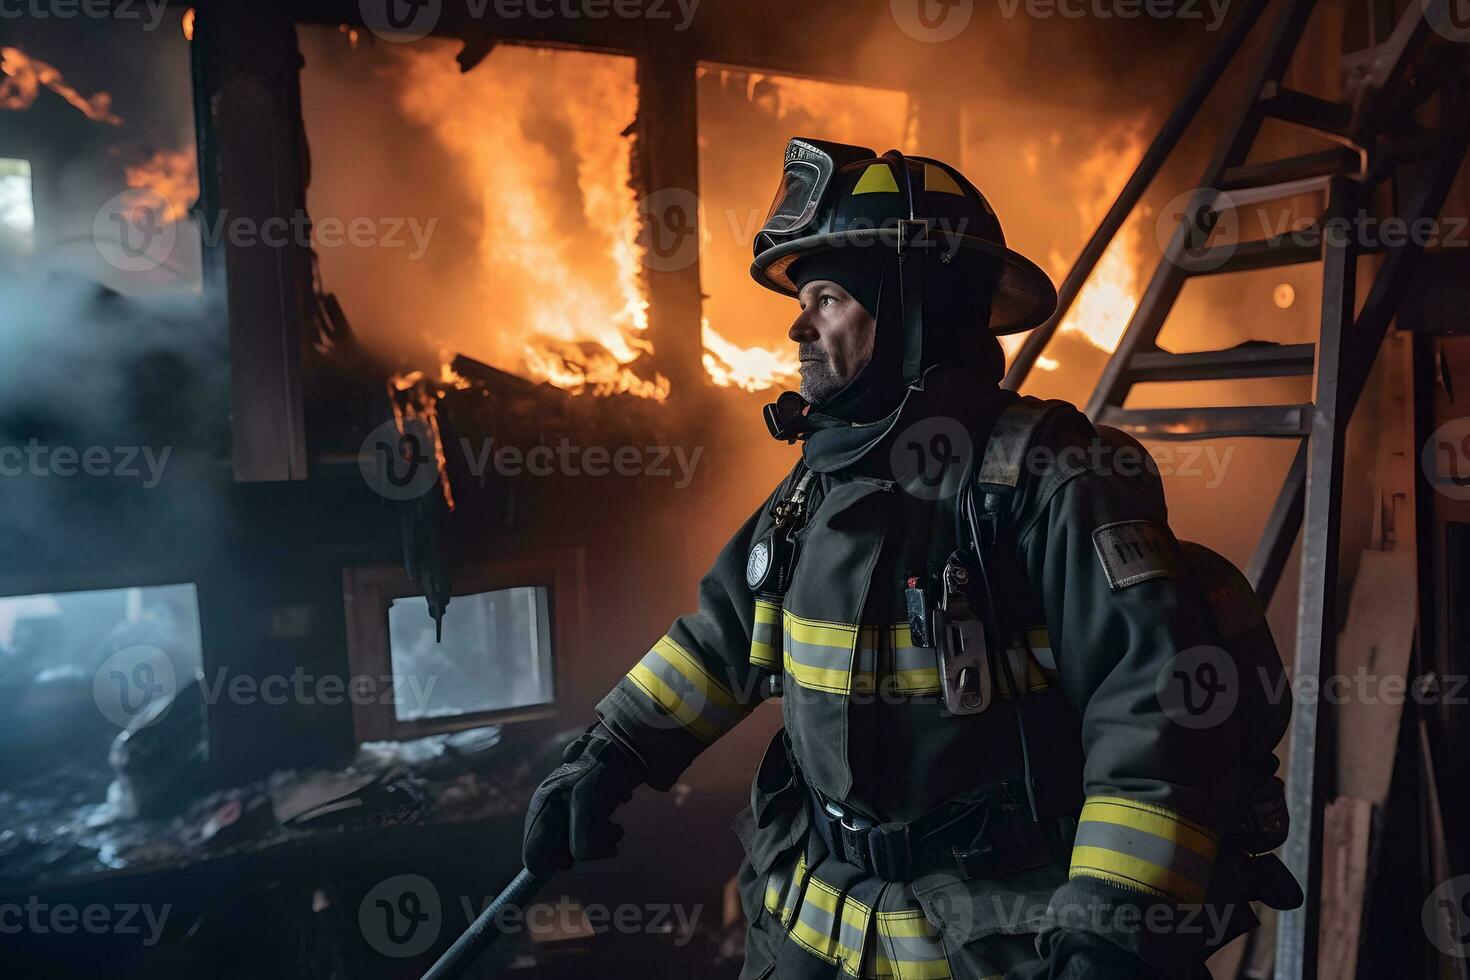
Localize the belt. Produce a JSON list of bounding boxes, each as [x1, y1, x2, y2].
[[808, 782, 1073, 883]]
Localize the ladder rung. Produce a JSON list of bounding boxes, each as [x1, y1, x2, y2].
[[1180, 232, 1323, 275], [1225, 175, 1333, 208], [1126, 343, 1317, 382], [1221, 148, 1361, 191], [1098, 404, 1313, 440], [1259, 87, 1353, 139]]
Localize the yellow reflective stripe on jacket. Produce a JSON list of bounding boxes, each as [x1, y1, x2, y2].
[[784, 611, 860, 694], [624, 635, 750, 743], [1069, 796, 1218, 903], [871, 909, 953, 980], [750, 598, 782, 671], [783, 612, 1052, 698], [764, 850, 809, 926], [789, 876, 871, 976]]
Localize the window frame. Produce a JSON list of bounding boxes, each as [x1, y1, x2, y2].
[[342, 550, 580, 742]]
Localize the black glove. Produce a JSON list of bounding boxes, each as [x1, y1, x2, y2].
[[522, 724, 647, 875]]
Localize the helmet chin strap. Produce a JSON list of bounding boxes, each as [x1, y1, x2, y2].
[[898, 219, 928, 388]]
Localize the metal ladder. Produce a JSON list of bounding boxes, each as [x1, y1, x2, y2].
[[1003, 1, 1469, 976]]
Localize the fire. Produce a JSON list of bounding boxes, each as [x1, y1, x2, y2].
[[701, 319, 799, 393], [1053, 225, 1141, 356], [1047, 129, 1148, 357], [123, 149, 198, 224], [391, 44, 667, 401], [0, 46, 122, 125], [388, 367, 467, 510], [693, 68, 910, 392]]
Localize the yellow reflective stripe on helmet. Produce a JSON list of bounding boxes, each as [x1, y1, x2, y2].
[[750, 598, 782, 671], [783, 610, 859, 694], [851, 162, 900, 196], [922, 163, 965, 197], [1069, 796, 1218, 903], [788, 877, 870, 976], [624, 635, 750, 743], [873, 909, 952, 980], [764, 850, 808, 925]]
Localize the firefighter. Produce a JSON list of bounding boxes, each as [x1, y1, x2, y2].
[[522, 139, 1297, 979]]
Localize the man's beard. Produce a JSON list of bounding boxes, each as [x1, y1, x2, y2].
[[798, 342, 845, 405]]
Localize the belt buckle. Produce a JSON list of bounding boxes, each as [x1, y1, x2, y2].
[[825, 802, 872, 869]]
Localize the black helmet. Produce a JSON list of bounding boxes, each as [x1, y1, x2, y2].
[[750, 137, 1057, 338]]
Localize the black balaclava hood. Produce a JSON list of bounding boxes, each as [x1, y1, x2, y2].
[[789, 247, 902, 426], [787, 247, 1009, 473], [789, 248, 1006, 424]]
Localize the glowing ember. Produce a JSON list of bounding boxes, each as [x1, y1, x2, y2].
[[123, 149, 198, 224], [701, 319, 799, 393], [0, 46, 122, 125]]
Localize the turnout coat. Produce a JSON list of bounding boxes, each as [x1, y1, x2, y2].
[[595, 366, 1273, 979]]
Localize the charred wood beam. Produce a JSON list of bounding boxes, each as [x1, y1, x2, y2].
[[634, 51, 706, 403], [194, 0, 312, 481]]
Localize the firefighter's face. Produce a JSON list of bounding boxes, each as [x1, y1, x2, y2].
[[789, 280, 876, 404]]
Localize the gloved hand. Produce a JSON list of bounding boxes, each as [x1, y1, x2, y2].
[[522, 724, 647, 875]]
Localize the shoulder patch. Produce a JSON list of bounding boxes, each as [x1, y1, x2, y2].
[[1092, 520, 1180, 591]]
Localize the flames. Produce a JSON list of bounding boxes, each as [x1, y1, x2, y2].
[[123, 149, 199, 224], [1052, 225, 1142, 357], [702, 319, 800, 393], [389, 363, 470, 509], [693, 67, 910, 393], [0, 46, 122, 125], [296, 32, 1148, 401], [390, 44, 668, 401], [1047, 130, 1148, 359]]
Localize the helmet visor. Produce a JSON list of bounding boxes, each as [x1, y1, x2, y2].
[[758, 140, 839, 238]]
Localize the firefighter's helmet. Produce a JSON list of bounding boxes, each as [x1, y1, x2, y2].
[[750, 138, 1057, 336]]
